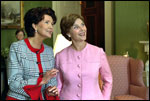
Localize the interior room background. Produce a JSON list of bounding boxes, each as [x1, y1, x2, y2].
[[1, 1, 149, 98], [1, 1, 149, 65]]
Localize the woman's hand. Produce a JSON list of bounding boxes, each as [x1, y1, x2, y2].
[[39, 68, 59, 86], [46, 86, 59, 96]]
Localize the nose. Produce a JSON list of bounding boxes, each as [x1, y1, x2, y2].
[[79, 25, 85, 31], [48, 23, 53, 29]]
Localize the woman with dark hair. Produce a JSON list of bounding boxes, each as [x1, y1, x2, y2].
[[6, 7, 59, 100], [55, 14, 113, 100], [15, 28, 25, 41]]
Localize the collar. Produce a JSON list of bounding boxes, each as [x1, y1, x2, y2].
[[24, 38, 44, 54]]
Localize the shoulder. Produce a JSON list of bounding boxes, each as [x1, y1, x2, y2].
[[55, 46, 70, 66], [42, 44, 54, 58], [86, 43, 107, 61], [55, 45, 70, 57], [87, 43, 104, 54], [43, 44, 53, 52]]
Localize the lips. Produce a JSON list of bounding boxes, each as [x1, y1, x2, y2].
[[79, 32, 85, 36], [47, 30, 53, 34]]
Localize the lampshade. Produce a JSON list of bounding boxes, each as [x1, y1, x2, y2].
[[53, 34, 72, 56]]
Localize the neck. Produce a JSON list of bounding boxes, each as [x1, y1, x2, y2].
[[71, 41, 86, 51], [28, 37, 43, 49]]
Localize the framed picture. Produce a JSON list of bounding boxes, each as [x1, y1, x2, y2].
[[1, 1, 24, 29]]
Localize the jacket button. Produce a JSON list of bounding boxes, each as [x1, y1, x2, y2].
[[77, 94, 80, 97], [77, 56, 80, 59], [36, 51, 39, 54], [77, 84, 81, 87], [77, 64, 80, 68], [78, 74, 81, 78], [36, 62, 40, 64]]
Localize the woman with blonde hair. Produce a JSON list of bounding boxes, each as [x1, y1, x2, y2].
[[54, 14, 113, 100]]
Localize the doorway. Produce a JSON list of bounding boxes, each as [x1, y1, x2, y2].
[[81, 1, 105, 49]]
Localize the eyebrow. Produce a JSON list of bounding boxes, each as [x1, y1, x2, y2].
[[73, 24, 78, 26], [73, 22, 84, 26], [44, 19, 54, 23]]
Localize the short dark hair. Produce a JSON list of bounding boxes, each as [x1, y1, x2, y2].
[[15, 28, 25, 36], [24, 7, 57, 37], [60, 14, 84, 41]]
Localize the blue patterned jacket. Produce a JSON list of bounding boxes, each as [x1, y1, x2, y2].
[[7, 38, 57, 100]]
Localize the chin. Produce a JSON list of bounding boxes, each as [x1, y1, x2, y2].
[[47, 35, 52, 38], [82, 37, 86, 41], [80, 39, 86, 42]]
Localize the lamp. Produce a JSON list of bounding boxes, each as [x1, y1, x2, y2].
[[139, 21, 149, 87], [138, 21, 149, 87], [53, 34, 72, 57], [139, 41, 149, 87]]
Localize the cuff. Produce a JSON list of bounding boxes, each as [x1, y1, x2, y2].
[[23, 77, 42, 100]]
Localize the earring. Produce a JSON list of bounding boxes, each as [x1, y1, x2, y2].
[[35, 30, 37, 33], [67, 34, 71, 38]]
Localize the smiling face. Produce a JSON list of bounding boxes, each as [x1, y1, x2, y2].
[[69, 18, 87, 42], [33, 14, 54, 39]]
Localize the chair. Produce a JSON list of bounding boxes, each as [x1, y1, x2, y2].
[[99, 55, 149, 100]]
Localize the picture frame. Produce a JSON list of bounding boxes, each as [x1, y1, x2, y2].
[[1, 1, 24, 29]]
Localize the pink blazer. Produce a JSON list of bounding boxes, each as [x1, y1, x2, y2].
[[55, 43, 113, 100]]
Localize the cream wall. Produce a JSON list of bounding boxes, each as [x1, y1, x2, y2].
[[105, 1, 115, 55], [52, 1, 81, 46]]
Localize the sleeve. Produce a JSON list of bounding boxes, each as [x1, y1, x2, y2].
[[44, 48, 59, 100], [45, 53, 57, 88], [55, 53, 64, 93], [99, 48, 113, 100], [7, 43, 42, 99], [23, 77, 43, 100]]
